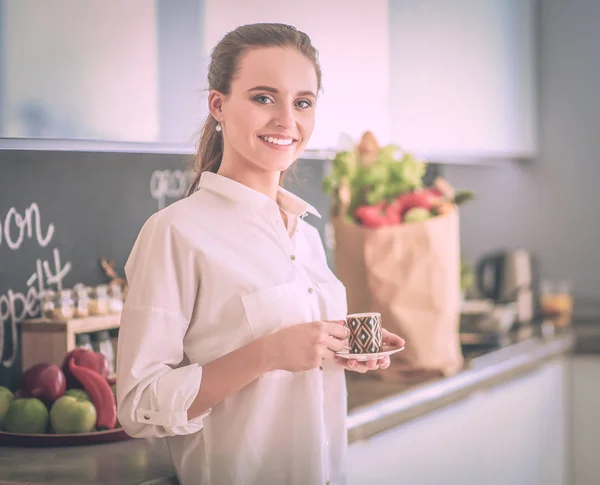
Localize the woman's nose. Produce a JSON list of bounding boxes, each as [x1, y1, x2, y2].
[[274, 105, 295, 129]]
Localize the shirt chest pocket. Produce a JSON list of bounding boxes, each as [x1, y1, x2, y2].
[[315, 279, 348, 322], [241, 281, 314, 338]]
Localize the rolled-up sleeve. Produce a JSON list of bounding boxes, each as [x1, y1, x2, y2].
[[116, 213, 211, 438]]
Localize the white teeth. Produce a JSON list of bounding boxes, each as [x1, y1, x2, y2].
[[260, 136, 293, 146]]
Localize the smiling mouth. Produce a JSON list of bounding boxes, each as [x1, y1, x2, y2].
[[258, 135, 297, 147]]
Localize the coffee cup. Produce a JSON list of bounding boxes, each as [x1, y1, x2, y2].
[[345, 312, 383, 354]]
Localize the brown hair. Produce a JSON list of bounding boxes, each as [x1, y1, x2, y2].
[[187, 23, 322, 196]]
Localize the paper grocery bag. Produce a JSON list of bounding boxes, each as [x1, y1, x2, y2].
[[332, 210, 464, 378]]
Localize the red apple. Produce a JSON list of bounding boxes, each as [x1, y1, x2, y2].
[[19, 363, 66, 406]]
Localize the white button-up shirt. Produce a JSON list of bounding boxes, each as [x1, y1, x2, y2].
[[116, 171, 349, 485]]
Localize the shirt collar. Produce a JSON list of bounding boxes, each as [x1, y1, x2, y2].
[[197, 171, 321, 219]]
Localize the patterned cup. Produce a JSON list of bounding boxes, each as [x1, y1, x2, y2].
[[346, 313, 383, 354]]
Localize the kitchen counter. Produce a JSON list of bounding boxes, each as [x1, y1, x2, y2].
[[346, 325, 576, 442], [0, 323, 595, 485], [0, 436, 176, 485]]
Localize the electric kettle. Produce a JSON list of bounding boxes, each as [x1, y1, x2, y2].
[[476, 249, 538, 323]]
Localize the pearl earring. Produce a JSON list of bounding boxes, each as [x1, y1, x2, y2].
[[216, 123, 222, 132]]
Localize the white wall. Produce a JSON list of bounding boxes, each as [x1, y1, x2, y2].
[[444, 0, 600, 308]]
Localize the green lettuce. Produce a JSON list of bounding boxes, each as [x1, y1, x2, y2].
[[323, 143, 427, 219]]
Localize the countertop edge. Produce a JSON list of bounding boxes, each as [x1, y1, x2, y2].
[[347, 333, 575, 443]]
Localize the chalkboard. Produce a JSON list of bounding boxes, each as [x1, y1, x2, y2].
[[0, 148, 330, 390]]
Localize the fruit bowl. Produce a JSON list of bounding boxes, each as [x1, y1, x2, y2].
[[0, 427, 132, 447], [1, 348, 126, 447]]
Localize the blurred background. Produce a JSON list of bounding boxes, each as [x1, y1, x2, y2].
[[0, 1, 599, 485]]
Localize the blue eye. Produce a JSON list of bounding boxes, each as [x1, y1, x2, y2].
[[296, 99, 312, 109], [254, 95, 273, 104]]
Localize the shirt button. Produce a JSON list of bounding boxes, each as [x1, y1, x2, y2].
[[308, 287, 314, 294], [144, 414, 150, 420], [290, 255, 296, 261]]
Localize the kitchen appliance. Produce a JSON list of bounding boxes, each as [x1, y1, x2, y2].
[[475, 249, 539, 323], [459, 298, 534, 348], [461, 299, 517, 334]]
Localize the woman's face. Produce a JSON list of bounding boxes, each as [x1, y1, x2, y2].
[[213, 47, 318, 174]]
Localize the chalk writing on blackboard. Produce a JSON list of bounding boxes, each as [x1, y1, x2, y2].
[[150, 169, 193, 211], [0, 203, 71, 368], [0, 202, 54, 250]]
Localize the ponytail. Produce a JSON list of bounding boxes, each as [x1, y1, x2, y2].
[[187, 115, 223, 196]]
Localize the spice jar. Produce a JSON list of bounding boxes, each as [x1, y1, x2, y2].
[[91, 330, 115, 374], [108, 283, 124, 314], [108, 328, 119, 368], [75, 333, 94, 351], [74, 286, 90, 318], [40, 290, 57, 319], [52, 289, 75, 320], [89, 285, 109, 316]]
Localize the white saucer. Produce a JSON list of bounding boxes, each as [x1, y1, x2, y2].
[[335, 344, 405, 361]]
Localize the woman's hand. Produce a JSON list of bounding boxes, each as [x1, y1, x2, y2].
[[334, 328, 405, 374], [267, 320, 349, 372]]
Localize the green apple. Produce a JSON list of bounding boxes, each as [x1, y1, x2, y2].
[[50, 395, 97, 434], [65, 389, 91, 401], [4, 398, 49, 434], [403, 207, 432, 224], [0, 386, 15, 428]]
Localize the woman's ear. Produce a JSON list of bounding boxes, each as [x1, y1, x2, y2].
[[208, 90, 225, 122]]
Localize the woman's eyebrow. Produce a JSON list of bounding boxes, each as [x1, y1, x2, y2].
[[247, 85, 316, 98]]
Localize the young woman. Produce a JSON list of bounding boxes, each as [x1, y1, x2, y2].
[[116, 23, 404, 485]]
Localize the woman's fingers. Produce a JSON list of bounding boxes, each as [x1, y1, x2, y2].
[[334, 356, 354, 368], [329, 327, 402, 373], [325, 334, 348, 353], [323, 348, 337, 361], [333, 356, 391, 372], [382, 328, 405, 347], [325, 320, 349, 340], [333, 357, 370, 373], [321, 321, 348, 353]]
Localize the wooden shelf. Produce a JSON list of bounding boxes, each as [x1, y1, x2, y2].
[[21, 313, 121, 334], [20, 313, 121, 371]]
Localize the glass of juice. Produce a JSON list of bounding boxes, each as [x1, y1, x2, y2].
[[540, 279, 574, 329]]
